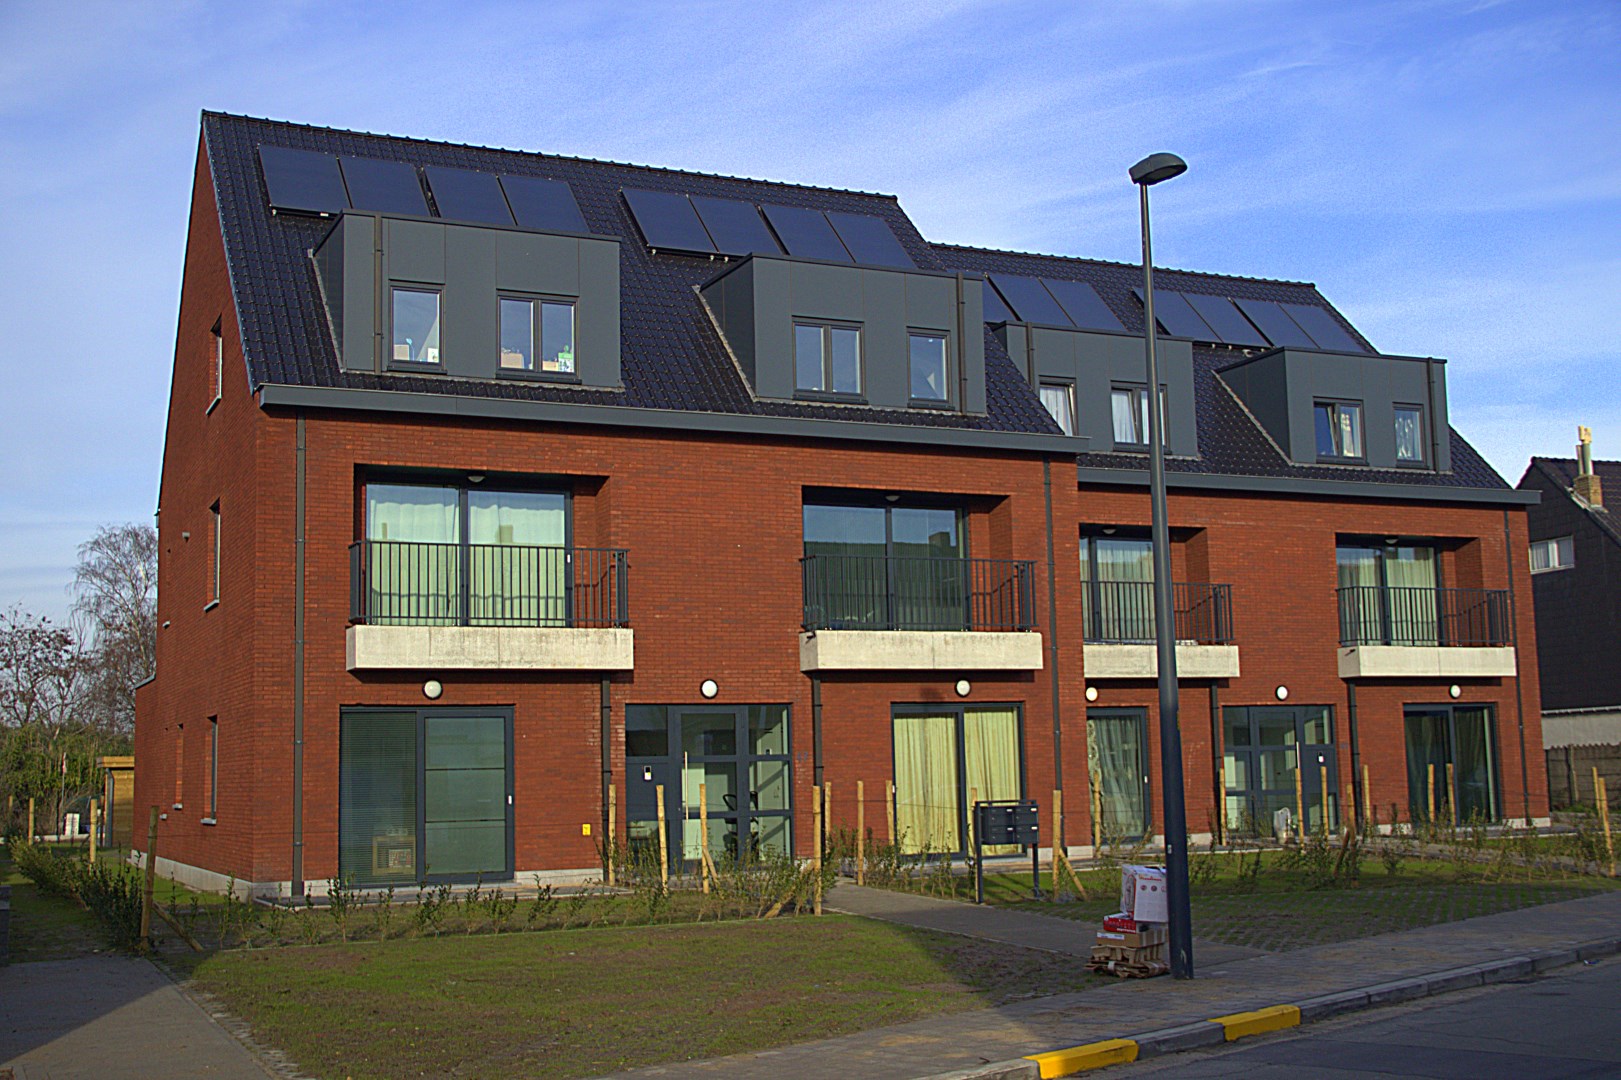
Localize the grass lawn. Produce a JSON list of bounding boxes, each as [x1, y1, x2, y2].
[[1, 842, 109, 962], [173, 915, 1095, 1080], [959, 852, 1621, 953]]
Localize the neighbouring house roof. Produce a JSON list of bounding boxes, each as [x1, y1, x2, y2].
[[1522, 457, 1621, 546], [202, 111, 1515, 496]]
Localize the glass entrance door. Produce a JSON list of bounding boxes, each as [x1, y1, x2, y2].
[[1086, 708, 1149, 841], [892, 706, 1023, 856], [1224, 706, 1337, 836], [1404, 705, 1498, 824]]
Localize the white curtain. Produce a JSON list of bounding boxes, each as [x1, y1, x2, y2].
[[367, 485, 459, 624], [468, 492, 567, 626]]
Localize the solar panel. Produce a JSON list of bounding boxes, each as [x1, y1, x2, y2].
[[338, 156, 428, 216], [989, 275, 1071, 326], [623, 188, 714, 253], [1042, 278, 1125, 333], [501, 175, 589, 234], [424, 166, 514, 226], [259, 146, 349, 215], [983, 280, 1015, 324], [690, 196, 780, 256], [761, 205, 851, 262], [825, 212, 914, 268], [1135, 289, 1215, 340], [1233, 299, 1316, 349], [1282, 303, 1365, 353], [1184, 293, 1268, 347]]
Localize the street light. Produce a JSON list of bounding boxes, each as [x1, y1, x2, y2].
[[1130, 151, 1194, 980]]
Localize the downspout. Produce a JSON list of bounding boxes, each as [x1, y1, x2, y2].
[[1346, 681, 1362, 831], [955, 273, 969, 408], [292, 412, 306, 897], [1503, 507, 1531, 824], [1043, 458, 1064, 842], [1208, 684, 1222, 842], [600, 677, 612, 839]]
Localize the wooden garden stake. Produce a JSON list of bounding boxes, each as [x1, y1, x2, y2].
[[1294, 768, 1304, 838], [856, 780, 866, 885], [1320, 764, 1330, 835], [886, 780, 896, 847], [140, 806, 158, 950], [1446, 763, 1456, 824], [698, 783, 710, 893], [1597, 776, 1614, 877], [1051, 789, 1062, 896], [1594, 767, 1602, 810], [1362, 764, 1372, 830], [89, 798, 98, 862], [27, 797, 36, 842], [655, 784, 668, 889], [606, 784, 616, 887], [1427, 764, 1436, 823], [811, 785, 823, 916], [1090, 775, 1102, 849]]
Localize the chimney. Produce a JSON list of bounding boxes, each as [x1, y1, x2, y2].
[[1575, 425, 1604, 507]]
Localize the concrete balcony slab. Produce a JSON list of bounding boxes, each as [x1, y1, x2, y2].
[[1337, 645, 1515, 679], [347, 625, 633, 671], [799, 630, 1043, 672], [1082, 643, 1240, 680]]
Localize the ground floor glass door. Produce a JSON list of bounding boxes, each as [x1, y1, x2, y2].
[[1224, 706, 1337, 836], [892, 705, 1022, 856], [1404, 705, 1498, 823], [1086, 708, 1149, 841], [339, 708, 514, 885]]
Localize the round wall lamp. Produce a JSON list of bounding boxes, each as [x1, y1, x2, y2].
[[423, 679, 443, 700], [1449, 684, 1462, 699], [955, 679, 971, 697], [1275, 685, 1289, 701], [700, 679, 719, 699], [1085, 686, 1099, 702]]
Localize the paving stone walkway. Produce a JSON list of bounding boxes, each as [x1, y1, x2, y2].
[[0, 954, 274, 1080], [610, 885, 1621, 1079]]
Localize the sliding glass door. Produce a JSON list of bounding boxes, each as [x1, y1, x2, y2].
[[893, 705, 1023, 856], [1404, 704, 1498, 823], [1086, 708, 1149, 840]]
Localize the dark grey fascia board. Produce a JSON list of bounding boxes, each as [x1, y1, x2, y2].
[[318, 207, 608, 246], [1216, 345, 1448, 373], [702, 251, 984, 288], [1075, 465, 1539, 506], [256, 383, 1087, 454]]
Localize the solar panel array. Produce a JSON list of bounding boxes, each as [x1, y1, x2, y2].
[[1131, 288, 1367, 353], [986, 275, 1125, 333], [620, 189, 916, 268], [260, 145, 591, 234]]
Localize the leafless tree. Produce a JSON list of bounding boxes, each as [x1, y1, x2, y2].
[[71, 523, 157, 736], [0, 608, 93, 833]]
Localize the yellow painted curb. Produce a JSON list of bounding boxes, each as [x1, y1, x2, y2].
[[1024, 1038, 1139, 1077], [1208, 1004, 1302, 1041]]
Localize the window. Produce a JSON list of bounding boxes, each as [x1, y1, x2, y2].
[[1394, 404, 1425, 464], [500, 297, 576, 375], [1336, 541, 1438, 645], [1079, 534, 1154, 642], [1530, 536, 1574, 573], [1314, 400, 1364, 460], [208, 319, 223, 409], [794, 322, 861, 396], [208, 500, 221, 607], [174, 723, 184, 809], [1110, 384, 1166, 448], [206, 717, 218, 822], [391, 287, 442, 366], [1039, 382, 1075, 436], [893, 705, 1022, 855], [802, 500, 966, 630], [909, 332, 949, 402], [1405, 704, 1498, 824]]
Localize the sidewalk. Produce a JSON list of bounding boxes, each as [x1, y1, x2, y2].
[[610, 884, 1621, 1079], [0, 954, 275, 1080]]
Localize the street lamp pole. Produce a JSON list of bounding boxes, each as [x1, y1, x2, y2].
[[1129, 151, 1193, 979]]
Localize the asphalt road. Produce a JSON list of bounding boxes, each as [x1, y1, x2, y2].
[[1116, 955, 1621, 1079]]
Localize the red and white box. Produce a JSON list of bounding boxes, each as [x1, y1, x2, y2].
[[1120, 865, 1168, 923]]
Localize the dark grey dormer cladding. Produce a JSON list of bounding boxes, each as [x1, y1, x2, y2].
[[313, 212, 622, 388]]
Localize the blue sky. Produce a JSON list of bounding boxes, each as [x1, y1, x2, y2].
[[2, 0, 1617, 622]]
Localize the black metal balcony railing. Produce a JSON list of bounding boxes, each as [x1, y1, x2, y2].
[[1336, 585, 1509, 647], [350, 541, 629, 628], [1080, 580, 1234, 645], [801, 555, 1036, 632]]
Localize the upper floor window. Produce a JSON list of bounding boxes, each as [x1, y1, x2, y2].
[[206, 716, 219, 822], [1314, 400, 1364, 460], [1530, 536, 1574, 574], [1111, 384, 1166, 448], [909, 332, 949, 403], [500, 297, 576, 375], [1337, 540, 1438, 645], [802, 499, 966, 630], [208, 319, 223, 410], [208, 500, 221, 607], [392, 287, 442, 366], [1040, 381, 1075, 436], [795, 322, 862, 396], [1394, 404, 1426, 464]]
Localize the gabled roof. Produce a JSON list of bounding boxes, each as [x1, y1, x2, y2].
[[203, 112, 1514, 496], [1521, 457, 1621, 546]]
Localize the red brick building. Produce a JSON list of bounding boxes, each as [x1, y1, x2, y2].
[[134, 114, 1546, 898]]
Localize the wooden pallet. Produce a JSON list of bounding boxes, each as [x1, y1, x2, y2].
[[1086, 942, 1169, 978]]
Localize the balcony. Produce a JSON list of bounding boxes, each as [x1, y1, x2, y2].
[[1080, 581, 1240, 680], [798, 554, 1042, 672], [1336, 585, 1515, 678], [346, 541, 632, 671]]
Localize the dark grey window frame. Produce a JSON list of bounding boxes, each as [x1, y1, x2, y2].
[[889, 702, 1026, 859], [1393, 402, 1427, 467], [1039, 379, 1076, 436], [792, 319, 865, 401], [907, 328, 954, 408], [496, 292, 581, 384], [1110, 382, 1168, 451], [1085, 706, 1151, 841], [388, 283, 445, 372], [1402, 702, 1502, 824], [1222, 705, 1338, 836], [1314, 398, 1366, 462]]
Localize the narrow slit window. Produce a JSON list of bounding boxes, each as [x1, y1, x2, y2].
[[174, 723, 184, 808], [208, 716, 219, 820], [209, 500, 221, 605], [209, 320, 223, 407]]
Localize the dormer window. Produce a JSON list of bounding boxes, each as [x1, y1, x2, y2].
[[500, 297, 576, 376], [1040, 381, 1075, 436], [795, 322, 862, 397], [1111, 384, 1166, 449], [1394, 404, 1425, 464], [391, 287, 442, 366], [1314, 400, 1364, 461], [909, 332, 949, 403]]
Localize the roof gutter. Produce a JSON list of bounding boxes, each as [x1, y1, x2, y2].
[[1076, 466, 1540, 507]]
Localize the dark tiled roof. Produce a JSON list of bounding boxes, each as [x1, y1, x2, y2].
[[932, 243, 1510, 492], [204, 112, 1511, 493], [1523, 458, 1621, 546]]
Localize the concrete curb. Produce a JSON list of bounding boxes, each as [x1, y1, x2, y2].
[[920, 935, 1621, 1079]]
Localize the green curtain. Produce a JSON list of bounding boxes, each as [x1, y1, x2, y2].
[[1087, 712, 1147, 840], [468, 491, 567, 626], [894, 714, 959, 854], [368, 485, 460, 625], [1405, 710, 1451, 821], [964, 708, 1021, 854], [1452, 707, 1497, 822]]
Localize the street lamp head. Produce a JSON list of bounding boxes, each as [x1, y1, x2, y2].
[[1129, 152, 1187, 187]]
